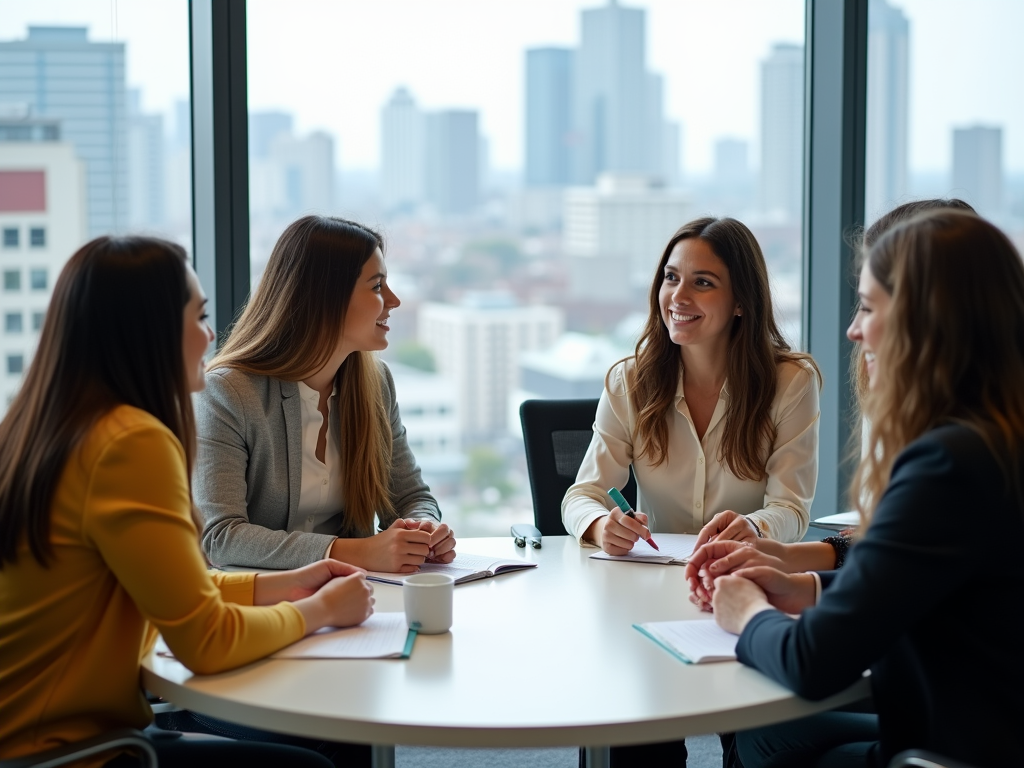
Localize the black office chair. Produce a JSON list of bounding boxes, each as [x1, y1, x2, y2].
[[520, 398, 636, 536], [888, 751, 977, 768], [0, 728, 157, 768]]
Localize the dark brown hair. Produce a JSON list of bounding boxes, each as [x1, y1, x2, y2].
[[0, 236, 195, 567], [625, 216, 820, 480], [852, 210, 1024, 519], [210, 216, 394, 535]]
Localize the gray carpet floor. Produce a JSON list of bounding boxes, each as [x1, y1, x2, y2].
[[398, 734, 721, 767]]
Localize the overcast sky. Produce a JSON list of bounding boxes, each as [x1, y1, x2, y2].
[[2, 0, 1022, 174]]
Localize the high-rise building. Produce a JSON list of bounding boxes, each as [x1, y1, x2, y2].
[[865, 0, 909, 222], [424, 110, 479, 216], [0, 116, 86, 411], [952, 125, 1003, 218], [381, 87, 425, 211], [249, 111, 294, 160], [165, 99, 192, 230], [759, 43, 803, 222], [715, 138, 750, 187], [525, 48, 573, 188], [127, 90, 165, 231], [418, 293, 563, 440], [563, 174, 690, 297], [571, 0, 648, 184], [0, 27, 126, 238]]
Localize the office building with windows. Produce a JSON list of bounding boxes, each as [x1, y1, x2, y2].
[[0, 26, 126, 239], [952, 124, 1004, 218], [0, 120, 86, 410], [127, 90, 165, 231], [563, 173, 690, 297], [423, 109, 479, 217], [864, 0, 909, 222], [525, 47, 573, 188], [759, 43, 804, 223], [418, 294, 562, 441], [380, 87, 426, 213]]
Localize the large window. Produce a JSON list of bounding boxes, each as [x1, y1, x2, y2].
[[864, 0, 1024, 250], [248, 0, 806, 535], [0, 0, 191, 412]]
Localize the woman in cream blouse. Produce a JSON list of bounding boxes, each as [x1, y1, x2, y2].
[[195, 215, 456, 574], [563, 216, 821, 554]]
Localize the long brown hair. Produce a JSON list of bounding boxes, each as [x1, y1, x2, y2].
[[850, 198, 976, 402], [851, 210, 1024, 520], [626, 217, 819, 479], [0, 237, 195, 567], [210, 216, 394, 535]]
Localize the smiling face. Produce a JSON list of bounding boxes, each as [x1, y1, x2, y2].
[[338, 248, 400, 356], [847, 262, 892, 388], [659, 237, 741, 354], [182, 265, 215, 393]]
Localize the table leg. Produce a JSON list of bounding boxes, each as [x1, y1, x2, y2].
[[584, 746, 611, 768], [371, 744, 395, 768]]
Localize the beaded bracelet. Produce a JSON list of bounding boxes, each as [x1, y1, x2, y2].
[[822, 533, 852, 569]]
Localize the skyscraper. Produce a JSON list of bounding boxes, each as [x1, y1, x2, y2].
[[571, 0, 648, 184], [525, 47, 573, 187], [0, 27, 127, 238], [424, 110, 479, 216], [127, 90, 165, 230], [715, 138, 750, 187], [865, 0, 909, 222], [249, 111, 294, 160], [381, 87, 425, 211], [759, 43, 803, 223], [952, 125, 1003, 218]]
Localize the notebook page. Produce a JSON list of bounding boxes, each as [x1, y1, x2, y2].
[[272, 612, 410, 659], [646, 619, 738, 663], [591, 533, 699, 563]]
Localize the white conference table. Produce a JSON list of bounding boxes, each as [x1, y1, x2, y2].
[[142, 536, 869, 768]]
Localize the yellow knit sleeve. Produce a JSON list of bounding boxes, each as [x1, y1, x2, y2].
[[82, 418, 305, 674], [210, 570, 257, 606]]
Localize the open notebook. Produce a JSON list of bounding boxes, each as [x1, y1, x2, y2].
[[365, 552, 537, 586], [634, 619, 739, 664], [272, 612, 415, 659], [590, 533, 699, 565]]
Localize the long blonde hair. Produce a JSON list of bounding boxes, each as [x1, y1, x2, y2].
[[211, 216, 394, 535], [625, 217, 819, 479], [851, 210, 1024, 520]]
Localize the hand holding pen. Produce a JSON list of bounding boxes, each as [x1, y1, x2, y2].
[[603, 487, 660, 552]]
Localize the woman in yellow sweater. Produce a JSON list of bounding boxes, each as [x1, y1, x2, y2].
[[0, 236, 374, 767]]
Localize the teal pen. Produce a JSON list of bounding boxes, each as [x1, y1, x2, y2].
[[607, 487, 659, 551]]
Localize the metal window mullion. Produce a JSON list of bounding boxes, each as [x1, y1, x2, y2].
[[802, 0, 868, 518], [189, 0, 250, 342]]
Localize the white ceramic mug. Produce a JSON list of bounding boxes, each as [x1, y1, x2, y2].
[[403, 573, 454, 634]]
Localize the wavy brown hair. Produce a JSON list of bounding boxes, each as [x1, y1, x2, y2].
[[850, 198, 976, 402], [0, 237, 195, 567], [210, 216, 394, 535], [624, 217, 820, 479], [851, 210, 1024, 521]]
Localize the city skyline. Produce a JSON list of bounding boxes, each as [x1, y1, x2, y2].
[[4, 0, 1022, 175]]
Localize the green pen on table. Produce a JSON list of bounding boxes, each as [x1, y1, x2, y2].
[[607, 487, 659, 551]]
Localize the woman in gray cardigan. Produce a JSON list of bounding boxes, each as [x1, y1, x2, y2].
[[194, 215, 455, 573]]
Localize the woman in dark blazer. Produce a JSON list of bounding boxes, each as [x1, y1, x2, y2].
[[707, 210, 1024, 768], [194, 216, 456, 573]]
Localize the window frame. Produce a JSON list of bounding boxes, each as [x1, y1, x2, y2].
[[188, 0, 869, 519]]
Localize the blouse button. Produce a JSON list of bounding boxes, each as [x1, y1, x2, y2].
[[322, 478, 328, 485], [696, 501, 702, 509], [699, 457, 704, 464]]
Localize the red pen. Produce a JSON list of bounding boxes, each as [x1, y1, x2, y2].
[[607, 487, 659, 551]]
